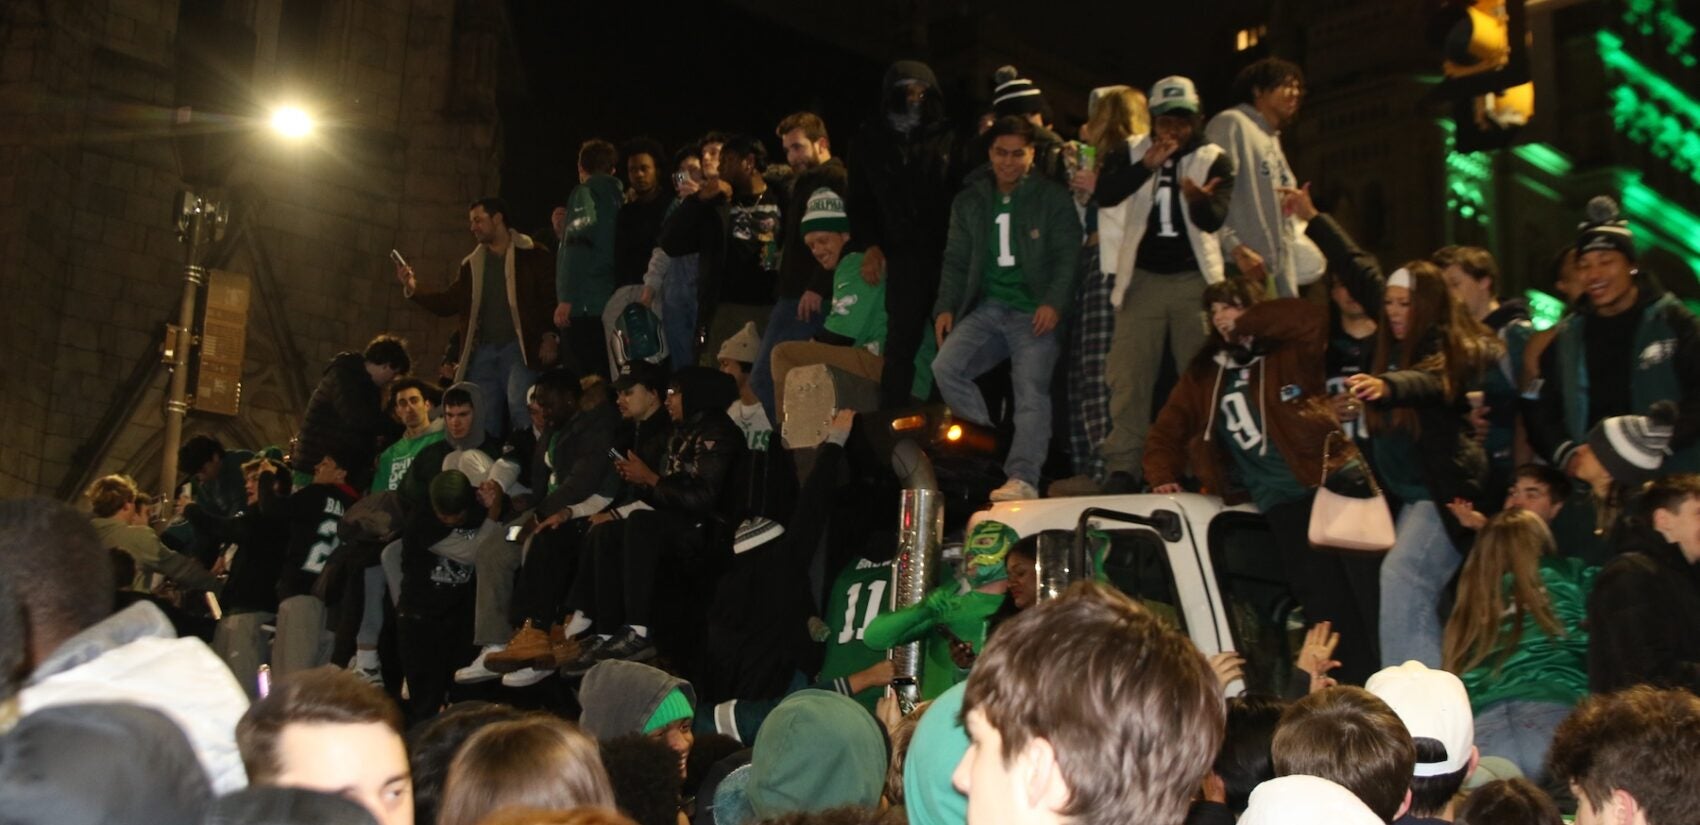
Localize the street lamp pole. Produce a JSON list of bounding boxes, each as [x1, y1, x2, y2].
[[158, 191, 224, 517]]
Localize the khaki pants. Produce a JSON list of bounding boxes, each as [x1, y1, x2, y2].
[[272, 594, 331, 677], [212, 611, 275, 698], [770, 340, 885, 431], [1101, 269, 1208, 478]]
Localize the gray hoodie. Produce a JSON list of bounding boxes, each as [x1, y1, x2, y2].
[[1206, 103, 1300, 297], [442, 381, 516, 488], [577, 660, 696, 740]]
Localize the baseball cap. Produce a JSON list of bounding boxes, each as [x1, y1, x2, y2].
[[614, 361, 668, 394], [1149, 75, 1201, 116], [1366, 660, 1475, 777]]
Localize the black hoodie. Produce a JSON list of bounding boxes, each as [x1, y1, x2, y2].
[[1588, 532, 1700, 695], [846, 61, 961, 261], [649, 367, 744, 517]]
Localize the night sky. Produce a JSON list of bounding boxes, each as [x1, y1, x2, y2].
[[497, 0, 1268, 234]]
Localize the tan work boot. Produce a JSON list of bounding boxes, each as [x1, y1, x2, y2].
[[484, 621, 553, 673], [550, 623, 583, 668]]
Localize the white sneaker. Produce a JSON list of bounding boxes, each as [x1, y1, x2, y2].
[[454, 644, 505, 684], [989, 478, 1039, 502], [501, 667, 553, 688], [733, 517, 785, 554], [350, 664, 384, 689]]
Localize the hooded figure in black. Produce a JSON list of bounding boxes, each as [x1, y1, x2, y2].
[[848, 60, 963, 406], [563, 366, 745, 679]]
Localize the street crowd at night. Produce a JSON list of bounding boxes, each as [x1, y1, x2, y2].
[[5, 37, 1700, 825]]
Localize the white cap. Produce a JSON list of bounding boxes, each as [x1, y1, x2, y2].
[[1386, 267, 1413, 290], [1149, 75, 1201, 116], [1366, 660, 1475, 777], [1239, 775, 1385, 825]]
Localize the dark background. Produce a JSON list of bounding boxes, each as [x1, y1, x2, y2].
[[498, 0, 1274, 233]]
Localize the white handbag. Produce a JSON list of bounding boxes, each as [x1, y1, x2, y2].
[[1307, 431, 1396, 552]]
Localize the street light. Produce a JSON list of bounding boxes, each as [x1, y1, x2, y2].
[[269, 105, 315, 139]]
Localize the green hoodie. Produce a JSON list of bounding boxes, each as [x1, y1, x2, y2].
[[904, 682, 969, 825], [746, 690, 887, 820], [557, 173, 625, 316]]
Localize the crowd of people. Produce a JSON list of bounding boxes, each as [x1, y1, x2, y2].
[[3, 55, 1700, 825]]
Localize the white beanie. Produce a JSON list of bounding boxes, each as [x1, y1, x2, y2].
[[718, 321, 761, 364]]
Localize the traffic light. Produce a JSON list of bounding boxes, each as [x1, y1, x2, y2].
[[1433, 0, 1534, 151]]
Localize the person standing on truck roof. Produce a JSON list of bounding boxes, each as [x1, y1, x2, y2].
[[1143, 278, 1382, 685]]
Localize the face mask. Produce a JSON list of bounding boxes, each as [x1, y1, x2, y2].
[[964, 520, 1018, 586]]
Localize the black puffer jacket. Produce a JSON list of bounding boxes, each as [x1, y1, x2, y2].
[[846, 61, 961, 259], [291, 352, 397, 480], [649, 367, 744, 517], [1375, 327, 1491, 516], [1587, 533, 1700, 695]]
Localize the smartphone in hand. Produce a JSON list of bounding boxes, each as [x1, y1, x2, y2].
[[389, 249, 408, 269]]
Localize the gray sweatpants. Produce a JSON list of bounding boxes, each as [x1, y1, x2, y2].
[[212, 610, 275, 698], [473, 515, 529, 647], [1101, 269, 1208, 478], [271, 594, 330, 677]]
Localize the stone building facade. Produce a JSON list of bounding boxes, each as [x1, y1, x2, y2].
[[0, 0, 517, 499]]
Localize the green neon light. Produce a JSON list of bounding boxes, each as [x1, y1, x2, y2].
[[1513, 173, 1562, 204], [1440, 120, 1492, 229], [1597, 30, 1700, 186], [1624, 0, 1697, 68], [1513, 143, 1573, 176], [1525, 289, 1566, 332], [1597, 31, 1700, 125], [1617, 172, 1700, 277]]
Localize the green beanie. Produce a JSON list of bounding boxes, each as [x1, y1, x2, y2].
[[642, 687, 694, 734], [799, 187, 849, 235], [429, 470, 475, 516]]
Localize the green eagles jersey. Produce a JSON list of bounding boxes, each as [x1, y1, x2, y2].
[[982, 192, 1038, 312], [820, 557, 893, 712], [1215, 362, 1307, 511], [372, 427, 446, 494]]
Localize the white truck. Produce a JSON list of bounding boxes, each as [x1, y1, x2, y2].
[[964, 493, 1305, 697]]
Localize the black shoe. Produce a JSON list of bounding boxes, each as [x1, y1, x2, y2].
[[1102, 472, 1140, 495], [559, 635, 610, 678], [594, 627, 657, 664]]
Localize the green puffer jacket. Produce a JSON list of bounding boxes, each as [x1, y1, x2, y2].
[[933, 170, 1082, 320]]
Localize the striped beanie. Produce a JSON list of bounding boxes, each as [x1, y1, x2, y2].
[[799, 187, 849, 235], [992, 65, 1044, 117], [1587, 400, 1675, 485], [1577, 195, 1636, 260]]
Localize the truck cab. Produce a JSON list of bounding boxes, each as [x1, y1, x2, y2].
[[969, 493, 1307, 697]]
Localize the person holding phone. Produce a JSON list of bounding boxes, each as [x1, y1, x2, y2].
[[396, 196, 557, 441]]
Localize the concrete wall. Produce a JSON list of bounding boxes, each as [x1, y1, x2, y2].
[[0, 0, 511, 499]]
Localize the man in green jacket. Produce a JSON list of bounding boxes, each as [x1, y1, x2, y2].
[[932, 116, 1082, 501], [555, 139, 625, 377]]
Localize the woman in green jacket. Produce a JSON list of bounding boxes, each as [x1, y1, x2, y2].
[[1442, 508, 1595, 784]]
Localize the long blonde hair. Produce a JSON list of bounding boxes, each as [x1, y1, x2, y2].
[[1084, 87, 1149, 163], [1442, 509, 1565, 675]]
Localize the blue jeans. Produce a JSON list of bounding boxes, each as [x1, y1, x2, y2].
[[1380, 500, 1462, 668], [750, 297, 825, 421], [931, 302, 1060, 486], [663, 254, 701, 370], [1474, 699, 1570, 784], [464, 340, 534, 439]]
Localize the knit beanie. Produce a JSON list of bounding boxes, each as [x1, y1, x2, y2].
[[992, 65, 1044, 117], [718, 321, 761, 364], [799, 188, 849, 236], [429, 469, 475, 516], [1586, 400, 1676, 486], [642, 687, 694, 734], [1576, 195, 1636, 261]]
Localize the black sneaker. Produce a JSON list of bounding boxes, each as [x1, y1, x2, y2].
[[559, 635, 610, 678], [594, 627, 657, 664], [1102, 471, 1140, 495]]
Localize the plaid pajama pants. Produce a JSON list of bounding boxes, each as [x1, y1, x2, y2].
[[1067, 246, 1114, 479]]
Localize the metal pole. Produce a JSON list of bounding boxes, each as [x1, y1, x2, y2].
[[158, 194, 209, 519]]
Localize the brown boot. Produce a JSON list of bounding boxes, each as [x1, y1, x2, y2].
[[484, 622, 553, 673], [550, 623, 583, 668]]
